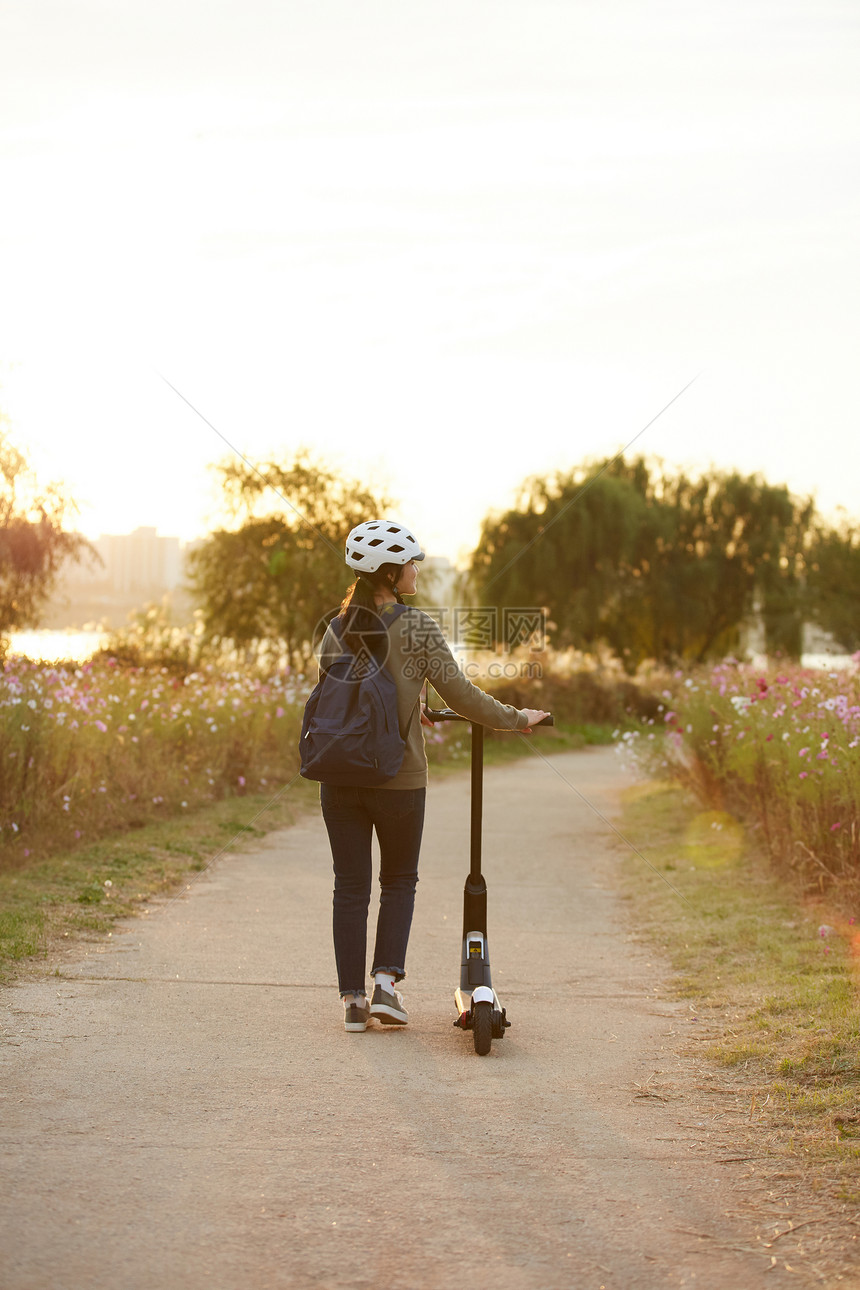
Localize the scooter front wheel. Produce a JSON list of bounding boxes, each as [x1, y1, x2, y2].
[[473, 1001, 493, 1055]]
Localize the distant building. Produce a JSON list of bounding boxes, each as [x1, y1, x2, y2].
[[739, 611, 847, 665], [420, 556, 459, 607], [66, 528, 184, 597], [49, 527, 192, 629]]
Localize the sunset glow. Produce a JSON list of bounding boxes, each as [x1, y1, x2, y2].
[[2, 1, 858, 563]]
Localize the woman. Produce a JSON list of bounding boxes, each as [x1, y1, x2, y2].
[[316, 519, 550, 1033]]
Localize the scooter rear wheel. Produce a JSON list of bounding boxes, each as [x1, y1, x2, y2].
[[473, 1001, 492, 1055]]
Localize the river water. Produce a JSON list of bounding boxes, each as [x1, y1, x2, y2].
[[6, 629, 853, 672], [8, 629, 110, 663]]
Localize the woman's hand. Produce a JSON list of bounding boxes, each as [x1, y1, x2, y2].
[[420, 704, 435, 728], [519, 708, 551, 733]]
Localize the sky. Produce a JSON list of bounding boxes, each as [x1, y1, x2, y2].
[[1, 0, 858, 566]]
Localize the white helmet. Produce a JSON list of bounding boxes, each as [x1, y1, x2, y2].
[[345, 520, 426, 573]]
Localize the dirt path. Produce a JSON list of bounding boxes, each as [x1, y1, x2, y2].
[[0, 748, 838, 1288]]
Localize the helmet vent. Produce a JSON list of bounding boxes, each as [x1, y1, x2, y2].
[[344, 519, 423, 573]]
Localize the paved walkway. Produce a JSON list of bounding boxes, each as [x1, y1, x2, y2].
[[1, 748, 800, 1289]]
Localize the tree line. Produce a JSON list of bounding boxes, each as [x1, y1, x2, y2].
[[186, 452, 860, 671], [2, 433, 858, 671], [471, 456, 859, 669], [0, 424, 88, 654]]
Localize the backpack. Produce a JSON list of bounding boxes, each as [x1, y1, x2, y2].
[[299, 604, 408, 787]]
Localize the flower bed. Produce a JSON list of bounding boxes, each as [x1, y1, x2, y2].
[[0, 656, 305, 862], [628, 659, 860, 886]]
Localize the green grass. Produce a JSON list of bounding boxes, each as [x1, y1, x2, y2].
[[0, 777, 320, 981], [618, 778, 860, 1201]]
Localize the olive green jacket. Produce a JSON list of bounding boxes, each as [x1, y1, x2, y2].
[[318, 604, 528, 790]]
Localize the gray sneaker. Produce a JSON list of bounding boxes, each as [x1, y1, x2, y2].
[[344, 999, 371, 1032], [370, 985, 408, 1025]]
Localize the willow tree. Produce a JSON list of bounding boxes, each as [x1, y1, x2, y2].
[[806, 520, 860, 653], [187, 452, 394, 668], [471, 457, 815, 669], [0, 422, 89, 653], [469, 464, 648, 653], [635, 470, 814, 662]]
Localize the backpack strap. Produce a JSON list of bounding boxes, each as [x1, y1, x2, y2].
[[328, 601, 408, 648]]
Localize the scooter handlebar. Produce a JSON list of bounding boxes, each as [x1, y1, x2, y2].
[[424, 707, 554, 728]]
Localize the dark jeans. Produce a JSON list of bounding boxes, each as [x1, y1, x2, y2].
[[320, 785, 426, 996]]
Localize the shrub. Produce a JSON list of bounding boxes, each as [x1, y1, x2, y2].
[[477, 646, 662, 728]]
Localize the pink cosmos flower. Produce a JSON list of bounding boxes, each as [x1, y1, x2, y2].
[[799, 771, 808, 779], [94, 720, 108, 733], [831, 822, 842, 832], [798, 747, 809, 757]]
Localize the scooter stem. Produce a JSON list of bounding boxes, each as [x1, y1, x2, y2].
[[469, 721, 483, 883]]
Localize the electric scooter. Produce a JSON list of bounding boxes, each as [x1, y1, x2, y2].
[[424, 704, 554, 1055]]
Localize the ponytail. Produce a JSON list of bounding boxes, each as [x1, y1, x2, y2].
[[339, 564, 403, 657]]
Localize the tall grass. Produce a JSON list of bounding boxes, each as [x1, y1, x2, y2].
[[0, 640, 659, 866], [622, 658, 860, 889], [0, 655, 305, 863], [476, 644, 662, 727]]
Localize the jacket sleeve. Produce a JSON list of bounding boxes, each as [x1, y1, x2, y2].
[[419, 615, 529, 731]]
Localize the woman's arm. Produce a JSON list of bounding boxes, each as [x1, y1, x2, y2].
[[421, 617, 533, 731]]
